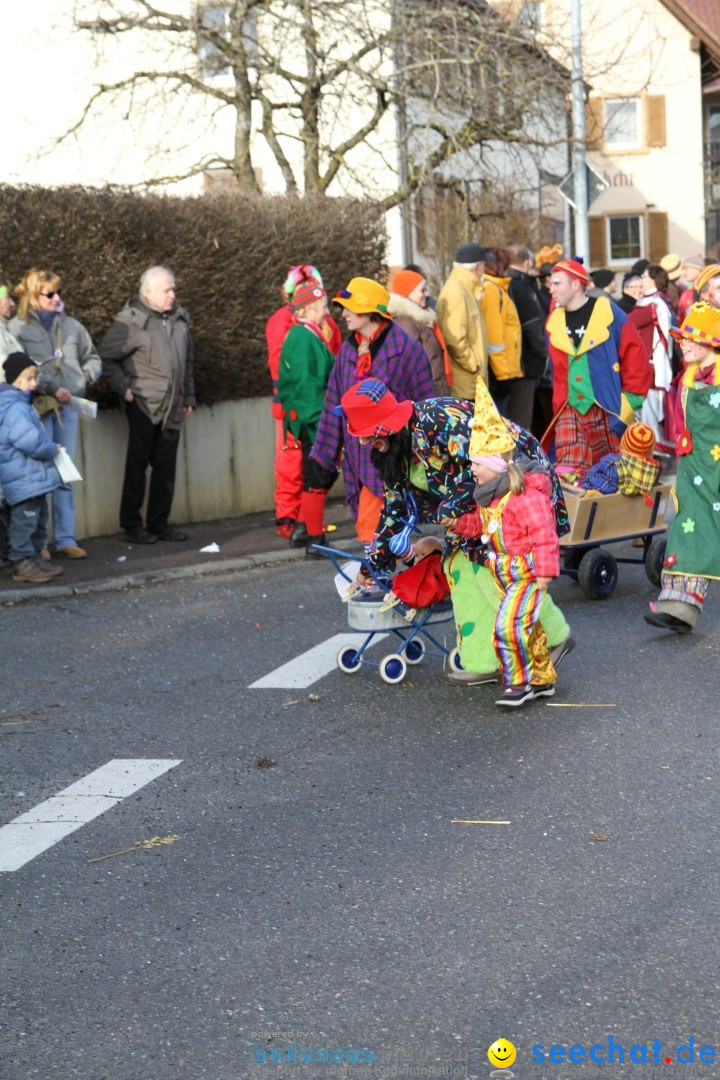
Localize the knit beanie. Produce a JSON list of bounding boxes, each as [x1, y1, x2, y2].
[[3, 352, 36, 385], [621, 422, 655, 460], [390, 269, 424, 298], [591, 269, 615, 289], [291, 279, 326, 311], [695, 264, 720, 296], [554, 258, 590, 287]]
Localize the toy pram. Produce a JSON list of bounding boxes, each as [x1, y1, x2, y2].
[[311, 493, 461, 683], [560, 482, 671, 599]]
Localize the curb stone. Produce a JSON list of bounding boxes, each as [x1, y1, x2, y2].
[[0, 540, 362, 606]]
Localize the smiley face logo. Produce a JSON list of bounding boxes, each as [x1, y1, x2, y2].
[[488, 1039, 516, 1068]]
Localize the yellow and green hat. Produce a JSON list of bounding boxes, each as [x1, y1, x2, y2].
[[670, 301, 720, 349], [334, 277, 390, 317]]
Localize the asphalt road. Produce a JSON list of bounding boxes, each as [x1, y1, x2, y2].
[[1, 553, 718, 1080]]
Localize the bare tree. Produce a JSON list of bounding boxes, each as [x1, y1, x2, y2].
[[60, 0, 575, 204], [60, 0, 671, 216]]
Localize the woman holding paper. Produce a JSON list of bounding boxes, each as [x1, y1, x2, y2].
[[9, 268, 101, 559]]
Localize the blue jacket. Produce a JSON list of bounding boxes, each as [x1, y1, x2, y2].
[[0, 384, 62, 505]]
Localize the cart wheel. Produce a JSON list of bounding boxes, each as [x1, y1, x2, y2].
[[404, 638, 425, 665], [337, 645, 362, 673], [379, 654, 408, 684], [645, 536, 666, 588], [448, 646, 464, 673], [578, 548, 618, 600]]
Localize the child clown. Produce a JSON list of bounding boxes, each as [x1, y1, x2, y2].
[[450, 394, 561, 707]]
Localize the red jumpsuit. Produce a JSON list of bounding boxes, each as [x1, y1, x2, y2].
[[265, 304, 341, 533]]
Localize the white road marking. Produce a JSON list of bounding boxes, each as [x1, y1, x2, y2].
[[0, 758, 181, 872], [249, 633, 387, 689]]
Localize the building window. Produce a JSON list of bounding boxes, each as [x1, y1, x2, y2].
[[709, 105, 720, 144], [604, 98, 641, 150], [607, 214, 643, 263]]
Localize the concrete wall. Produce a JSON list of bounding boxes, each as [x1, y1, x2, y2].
[[73, 397, 280, 539]]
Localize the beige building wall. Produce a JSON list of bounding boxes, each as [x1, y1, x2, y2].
[[541, 0, 705, 268]]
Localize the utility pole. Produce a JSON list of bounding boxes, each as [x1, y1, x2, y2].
[[571, 0, 589, 262]]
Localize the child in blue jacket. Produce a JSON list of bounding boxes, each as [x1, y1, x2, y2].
[[0, 353, 63, 583]]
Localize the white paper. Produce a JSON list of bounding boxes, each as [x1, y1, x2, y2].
[[67, 395, 98, 420], [334, 561, 362, 597], [200, 542, 220, 553], [54, 446, 83, 483]]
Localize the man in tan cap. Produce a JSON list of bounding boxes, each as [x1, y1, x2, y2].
[[659, 253, 683, 311]]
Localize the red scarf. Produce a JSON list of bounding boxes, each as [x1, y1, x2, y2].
[[292, 313, 327, 344], [354, 323, 385, 377]]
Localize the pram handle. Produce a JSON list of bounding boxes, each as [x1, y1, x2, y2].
[[309, 544, 391, 591]]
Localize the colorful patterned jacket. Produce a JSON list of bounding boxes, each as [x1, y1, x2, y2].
[[547, 296, 651, 436], [369, 397, 569, 573]]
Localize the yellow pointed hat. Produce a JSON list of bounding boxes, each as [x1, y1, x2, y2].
[[468, 378, 516, 458]]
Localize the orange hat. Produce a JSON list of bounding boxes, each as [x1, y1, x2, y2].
[[390, 269, 424, 298], [620, 422, 655, 460]]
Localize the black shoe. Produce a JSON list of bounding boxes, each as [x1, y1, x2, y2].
[[305, 534, 329, 558], [643, 611, 692, 634], [125, 527, 159, 545], [154, 526, 188, 542], [496, 683, 555, 708], [289, 522, 309, 548]]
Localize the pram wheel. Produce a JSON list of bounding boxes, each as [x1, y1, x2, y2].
[[379, 654, 408, 684], [337, 645, 362, 673], [578, 548, 618, 599], [645, 536, 666, 588], [404, 639, 425, 664], [448, 646, 464, 673]]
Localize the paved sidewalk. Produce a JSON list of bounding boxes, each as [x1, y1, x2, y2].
[[0, 499, 360, 605]]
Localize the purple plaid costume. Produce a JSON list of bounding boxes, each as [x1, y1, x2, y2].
[[310, 322, 434, 516]]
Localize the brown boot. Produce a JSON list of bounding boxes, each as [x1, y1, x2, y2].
[[12, 558, 56, 584], [38, 560, 64, 578]]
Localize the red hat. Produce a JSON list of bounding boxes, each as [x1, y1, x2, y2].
[[553, 258, 590, 287], [390, 269, 424, 298], [335, 379, 413, 437], [291, 279, 326, 310]]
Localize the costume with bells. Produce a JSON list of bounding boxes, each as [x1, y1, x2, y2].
[[336, 377, 571, 681], [265, 266, 341, 538], [451, 391, 559, 700], [646, 303, 720, 632]]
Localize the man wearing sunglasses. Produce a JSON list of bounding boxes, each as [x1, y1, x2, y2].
[[100, 265, 195, 544]]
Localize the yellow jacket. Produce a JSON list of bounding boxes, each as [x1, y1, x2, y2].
[[436, 265, 488, 400], [481, 274, 523, 381]]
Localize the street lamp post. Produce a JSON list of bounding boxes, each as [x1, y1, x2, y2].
[[571, 0, 589, 262]]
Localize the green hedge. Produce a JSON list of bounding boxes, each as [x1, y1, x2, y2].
[[0, 186, 387, 405]]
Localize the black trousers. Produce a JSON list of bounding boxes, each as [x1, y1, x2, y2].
[[120, 400, 180, 532]]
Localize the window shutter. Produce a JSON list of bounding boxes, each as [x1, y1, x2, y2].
[[586, 97, 604, 152], [648, 211, 668, 261], [589, 217, 606, 266], [645, 95, 666, 148]]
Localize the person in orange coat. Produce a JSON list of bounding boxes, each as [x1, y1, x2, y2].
[[265, 266, 341, 538]]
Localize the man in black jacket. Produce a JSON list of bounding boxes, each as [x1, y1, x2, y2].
[[507, 244, 549, 438]]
